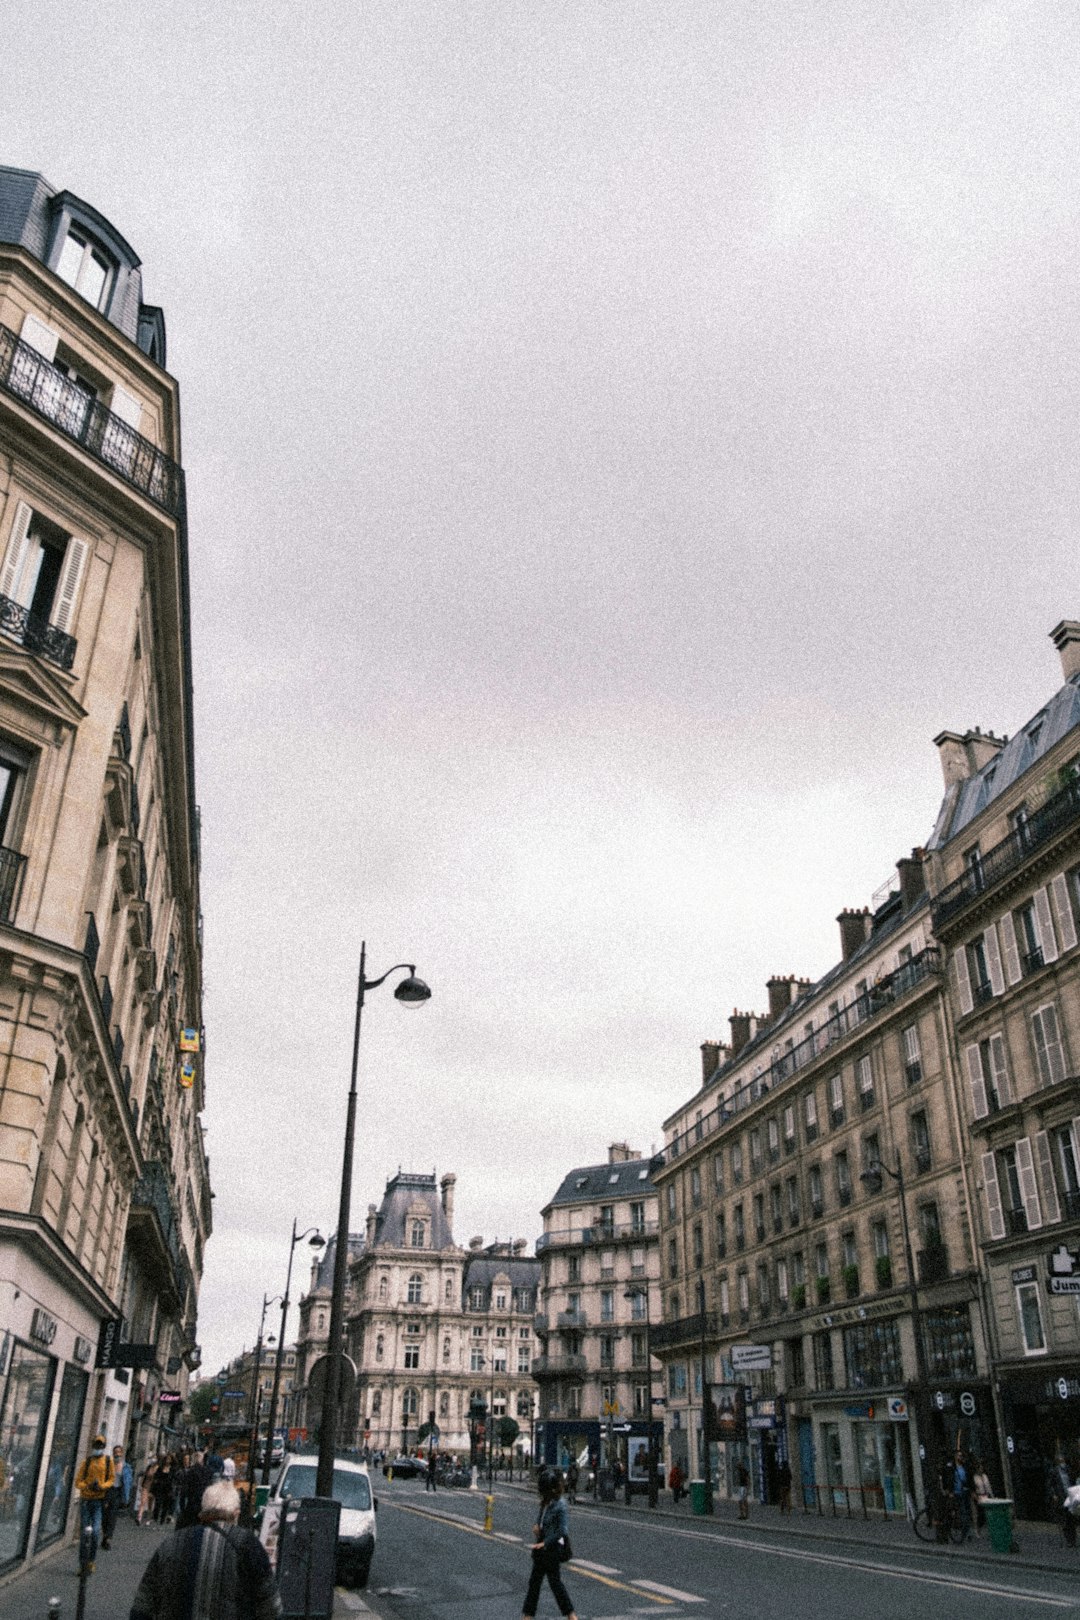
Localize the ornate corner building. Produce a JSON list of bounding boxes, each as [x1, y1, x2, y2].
[[0, 167, 210, 1579], [294, 1171, 540, 1457]]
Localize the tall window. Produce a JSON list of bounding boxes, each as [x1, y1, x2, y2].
[[731, 1140, 743, 1182], [783, 1105, 797, 1152], [843, 1318, 902, 1387], [902, 1026, 922, 1086], [713, 1152, 725, 1194], [835, 1152, 851, 1205], [1032, 1004, 1067, 1088], [600, 1289, 614, 1321], [410, 1220, 425, 1248], [813, 1329, 834, 1389], [404, 1343, 419, 1369], [829, 1073, 845, 1126], [56, 228, 113, 307], [1016, 1281, 1046, 1354], [857, 1055, 875, 1108], [808, 1165, 823, 1216], [910, 1111, 931, 1174], [407, 1272, 422, 1303], [804, 1093, 818, 1141], [690, 1166, 702, 1208], [0, 504, 87, 650], [630, 1200, 646, 1233]]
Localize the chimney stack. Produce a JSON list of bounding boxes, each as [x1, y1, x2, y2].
[[896, 850, 926, 911], [608, 1142, 636, 1163], [365, 1203, 378, 1245], [837, 908, 871, 961], [766, 975, 798, 1021], [440, 1172, 456, 1226], [934, 727, 1006, 787], [700, 1041, 726, 1084], [1051, 620, 1080, 682], [728, 1009, 757, 1056]]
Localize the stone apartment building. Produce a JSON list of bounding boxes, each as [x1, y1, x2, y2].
[[924, 620, 1080, 1520], [0, 167, 210, 1579], [653, 862, 989, 1514], [533, 1144, 663, 1478], [294, 1171, 540, 1458]]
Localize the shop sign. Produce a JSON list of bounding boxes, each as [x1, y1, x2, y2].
[[30, 1307, 57, 1346], [810, 1298, 895, 1332], [1011, 1264, 1037, 1285], [158, 1390, 182, 1405], [73, 1336, 93, 1365], [959, 1392, 976, 1417], [1048, 1242, 1080, 1294], [887, 1397, 908, 1421], [97, 1316, 123, 1368], [731, 1344, 772, 1372], [933, 1390, 956, 1411]]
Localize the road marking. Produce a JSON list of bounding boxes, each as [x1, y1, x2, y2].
[[492, 1530, 522, 1542], [573, 1559, 622, 1574], [632, 1580, 706, 1603]]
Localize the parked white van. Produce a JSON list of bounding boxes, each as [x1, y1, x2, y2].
[[267, 1453, 376, 1588]]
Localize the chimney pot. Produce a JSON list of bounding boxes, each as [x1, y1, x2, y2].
[[837, 908, 872, 961], [1051, 620, 1080, 683]]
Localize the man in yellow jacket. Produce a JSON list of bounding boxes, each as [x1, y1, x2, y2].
[[74, 1435, 114, 1571]]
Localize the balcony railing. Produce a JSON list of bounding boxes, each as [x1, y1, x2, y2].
[[661, 948, 942, 1162], [0, 591, 75, 672], [931, 774, 1080, 928], [1063, 1189, 1080, 1221], [536, 1220, 658, 1252], [531, 1355, 587, 1380], [0, 323, 182, 515], [0, 845, 26, 923], [131, 1158, 182, 1273], [650, 1310, 719, 1350]]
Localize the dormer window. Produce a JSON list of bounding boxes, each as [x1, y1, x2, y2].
[[56, 228, 113, 310], [410, 1219, 426, 1248]]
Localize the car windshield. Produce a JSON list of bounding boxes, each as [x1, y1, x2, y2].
[[279, 1465, 371, 1511]]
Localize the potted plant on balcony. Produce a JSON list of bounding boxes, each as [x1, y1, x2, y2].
[[791, 1283, 806, 1311], [815, 1274, 830, 1304], [875, 1254, 893, 1289], [842, 1263, 860, 1299]]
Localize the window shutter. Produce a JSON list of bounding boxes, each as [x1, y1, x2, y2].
[[109, 386, 142, 431], [985, 924, 1005, 996], [50, 537, 88, 636], [999, 912, 1023, 985], [1034, 1130, 1062, 1224], [1050, 874, 1077, 953], [989, 1034, 1013, 1106], [981, 1150, 1006, 1240], [965, 1044, 989, 1119], [953, 946, 973, 1016], [19, 312, 59, 362], [0, 502, 33, 603], [1015, 1136, 1043, 1230], [1034, 887, 1059, 963], [1032, 1007, 1051, 1087]]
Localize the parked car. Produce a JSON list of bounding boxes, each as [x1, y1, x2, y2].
[[381, 1455, 422, 1479], [267, 1453, 376, 1588]]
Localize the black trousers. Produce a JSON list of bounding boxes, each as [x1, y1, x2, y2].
[[523, 1549, 574, 1617]]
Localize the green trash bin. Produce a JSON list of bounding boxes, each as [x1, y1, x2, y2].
[[689, 1479, 712, 1516], [982, 1498, 1013, 1553]]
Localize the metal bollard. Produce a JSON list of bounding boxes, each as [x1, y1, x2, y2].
[[484, 1494, 494, 1532], [48, 1600, 60, 1620]]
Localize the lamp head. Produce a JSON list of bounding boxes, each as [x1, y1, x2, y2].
[[860, 1165, 884, 1193], [394, 973, 432, 1006], [308, 1232, 326, 1249]]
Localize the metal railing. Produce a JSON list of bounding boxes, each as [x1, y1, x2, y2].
[[662, 949, 941, 1162], [0, 323, 182, 515], [0, 591, 75, 672], [801, 1482, 895, 1519], [931, 773, 1080, 927], [536, 1220, 658, 1251], [131, 1158, 182, 1273]]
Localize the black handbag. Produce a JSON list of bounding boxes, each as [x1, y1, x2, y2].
[[558, 1534, 572, 1563]]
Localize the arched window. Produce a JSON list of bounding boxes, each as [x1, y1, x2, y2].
[[516, 1391, 532, 1419], [407, 1272, 423, 1304], [402, 1387, 419, 1418], [410, 1220, 425, 1248]]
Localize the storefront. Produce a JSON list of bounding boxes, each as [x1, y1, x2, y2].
[[0, 1254, 103, 1578], [1000, 1367, 1080, 1522]]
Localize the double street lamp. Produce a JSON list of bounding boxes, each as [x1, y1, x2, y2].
[[860, 1152, 931, 1508], [261, 1221, 325, 1486], [247, 1293, 281, 1493], [624, 1283, 658, 1509], [315, 943, 431, 1500]]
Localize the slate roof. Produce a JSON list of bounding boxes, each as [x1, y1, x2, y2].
[[462, 1251, 541, 1290], [927, 674, 1080, 851], [310, 1232, 365, 1290], [543, 1158, 659, 1212], [369, 1171, 456, 1251]]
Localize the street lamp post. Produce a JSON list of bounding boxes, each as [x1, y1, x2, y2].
[[247, 1294, 281, 1495], [861, 1153, 931, 1510], [261, 1221, 325, 1486], [625, 1283, 658, 1509], [316, 943, 431, 1499]]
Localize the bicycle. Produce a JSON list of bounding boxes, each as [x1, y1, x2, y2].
[[912, 1496, 965, 1544]]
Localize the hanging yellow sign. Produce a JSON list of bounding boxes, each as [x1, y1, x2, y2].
[[179, 1056, 196, 1089], [179, 1028, 200, 1053]]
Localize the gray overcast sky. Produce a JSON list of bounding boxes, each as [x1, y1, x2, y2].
[[3, 1, 1079, 1375]]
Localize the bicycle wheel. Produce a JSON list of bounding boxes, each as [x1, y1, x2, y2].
[[912, 1507, 936, 1541], [949, 1513, 966, 1544]]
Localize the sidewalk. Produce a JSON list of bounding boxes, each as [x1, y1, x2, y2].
[[491, 1476, 1080, 1577]]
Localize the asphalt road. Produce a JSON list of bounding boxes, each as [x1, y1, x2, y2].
[[361, 1479, 1080, 1620]]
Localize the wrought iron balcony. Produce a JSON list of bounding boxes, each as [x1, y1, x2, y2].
[[531, 1354, 587, 1380], [650, 1310, 719, 1350], [0, 592, 75, 672], [536, 1219, 658, 1252], [0, 845, 26, 922], [131, 1157, 182, 1274], [0, 323, 182, 515], [931, 773, 1080, 928]]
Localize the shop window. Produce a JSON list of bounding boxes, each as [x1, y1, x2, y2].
[[1016, 1281, 1047, 1355], [0, 1341, 55, 1565], [35, 1363, 86, 1549]]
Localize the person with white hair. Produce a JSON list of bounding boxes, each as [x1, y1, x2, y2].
[[129, 1480, 280, 1620]]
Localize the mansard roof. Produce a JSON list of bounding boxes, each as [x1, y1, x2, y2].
[[370, 1171, 456, 1251], [543, 1157, 659, 1213]]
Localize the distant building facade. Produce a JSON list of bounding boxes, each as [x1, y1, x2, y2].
[[295, 1172, 540, 1458], [533, 1144, 663, 1478], [925, 621, 1080, 1520], [0, 166, 209, 1580]]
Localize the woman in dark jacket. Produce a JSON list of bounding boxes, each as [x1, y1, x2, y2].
[[522, 1468, 578, 1620]]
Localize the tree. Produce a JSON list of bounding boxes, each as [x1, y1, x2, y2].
[[187, 1383, 219, 1424], [496, 1416, 519, 1448]]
